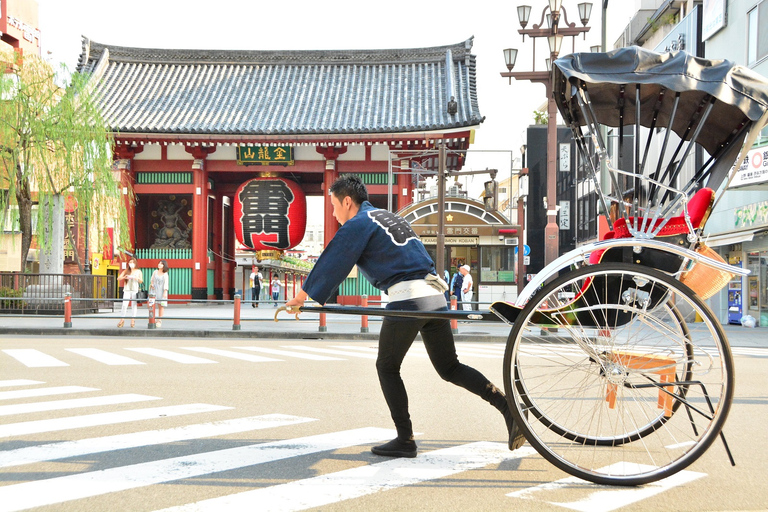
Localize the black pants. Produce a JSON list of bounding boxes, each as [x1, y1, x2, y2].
[[376, 294, 503, 441], [252, 286, 260, 302]]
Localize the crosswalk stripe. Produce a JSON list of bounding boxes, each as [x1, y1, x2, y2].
[[0, 385, 98, 401], [327, 346, 431, 359], [0, 413, 317, 469], [158, 443, 538, 512], [454, 344, 505, 354], [65, 348, 145, 365], [235, 347, 344, 361], [0, 403, 231, 438], [2, 349, 68, 367], [455, 350, 500, 359], [506, 463, 705, 512], [125, 348, 218, 364], [181, 347, 282, 362], [0, 427, 394, 512], [283, 345, 378, 359], [0, 380, 45, 388], [0, 393, 161, 417]]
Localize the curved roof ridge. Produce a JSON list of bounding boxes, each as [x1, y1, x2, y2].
[[78, 37, 475, 70]]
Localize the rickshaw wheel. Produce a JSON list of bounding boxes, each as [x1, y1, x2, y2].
[[503, 263, 734, 486]]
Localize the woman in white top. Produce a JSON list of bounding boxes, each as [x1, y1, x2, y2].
[[117, 258, 143, 328], [149, 260, 170, 327], [270, 275, 284, 306]]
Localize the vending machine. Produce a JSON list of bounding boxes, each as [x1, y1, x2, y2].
[[727, 263, 743, 325]]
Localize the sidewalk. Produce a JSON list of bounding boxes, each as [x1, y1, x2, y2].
[[0, 301, 763, 346]]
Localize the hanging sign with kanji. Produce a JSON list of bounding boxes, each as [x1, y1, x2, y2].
[[237, 146, 294, 166], [233, 177, 306, 251]]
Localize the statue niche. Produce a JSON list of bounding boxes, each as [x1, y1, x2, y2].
[[150, 197, 192, 249]]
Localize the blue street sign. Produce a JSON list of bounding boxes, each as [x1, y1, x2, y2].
[[514, 245, 531, 256]]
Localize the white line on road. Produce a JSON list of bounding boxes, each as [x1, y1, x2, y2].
[[283, 345, 378, 359], [0, 380, 45, 388], [0, 403, 231, 438], [181, 347, 282, 362], [0, 386, 98, 401], [2, 349, 69, 367], [235, 347, 344, 361], [0, 393, 161, 417], [157, 443, 538, 512], [506, 463, 706, 512], [125, 348, 217, 364], [0, 427, 394, 512], [0, 414, 317, 469], [65, 348, 146, 365]]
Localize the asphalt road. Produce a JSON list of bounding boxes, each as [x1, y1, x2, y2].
[[1, 334, 767, 511]]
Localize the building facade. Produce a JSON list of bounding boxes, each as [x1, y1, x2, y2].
[[77, 38, 485, 302], [610, 0, 768, 326]]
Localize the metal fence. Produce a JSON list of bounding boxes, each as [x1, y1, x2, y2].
[[0, 273, 116, 314]]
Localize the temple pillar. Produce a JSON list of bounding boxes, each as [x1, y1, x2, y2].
[[186, 146, 215, 300], [317, 146, 347, 246], [212, 191, 224, 300], [113, 144, 143, 259]]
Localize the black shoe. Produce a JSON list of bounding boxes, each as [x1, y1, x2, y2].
[[371, 438, 417, 458], [505, 407, 527, 451], [252, 303, 256, 308]]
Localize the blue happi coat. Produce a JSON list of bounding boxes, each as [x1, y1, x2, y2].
[[302, 201, 435, 304]]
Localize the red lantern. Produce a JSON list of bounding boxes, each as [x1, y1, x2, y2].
[[234, 177, 307, 251]]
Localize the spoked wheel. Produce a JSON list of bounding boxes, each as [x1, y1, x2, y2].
[[503, 263, 734, 486]]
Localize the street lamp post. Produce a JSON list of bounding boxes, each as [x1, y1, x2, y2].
[[501, 1, 592, 268]]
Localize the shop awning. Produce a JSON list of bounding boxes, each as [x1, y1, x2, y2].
[[705, 231, 756, 247]]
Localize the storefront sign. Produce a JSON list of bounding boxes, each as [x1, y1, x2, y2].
[[237, 146, 294, 166], [730, 146, 768, 188], [734, 199, 768, 229], [559, 200, 570, 230], [702, 0, 727, 41], [64, 196, 78, 263], [234, 177, 306, 251], [420, 236, 477, 246]]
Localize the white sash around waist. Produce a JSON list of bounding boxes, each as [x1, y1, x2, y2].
[[387, 279, 444, 301]]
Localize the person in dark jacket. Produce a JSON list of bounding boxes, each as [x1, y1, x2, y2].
[[285, 174, 524, 458], [449, 268, 463, 308]]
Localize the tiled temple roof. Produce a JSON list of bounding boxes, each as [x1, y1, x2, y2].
[[78, 37, 484, 140]]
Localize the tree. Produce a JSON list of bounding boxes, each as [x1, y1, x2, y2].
[[0, 49, 129, 271]]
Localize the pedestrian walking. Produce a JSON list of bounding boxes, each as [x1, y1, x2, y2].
[[449, 267, 463, 309], [250, 266, 263, 308], [270, 275, 284, 306], [149, 260, 170, 327], [460, 264, 474, 311], [117, 258, 143, 328], [284, 174, 524, 459]]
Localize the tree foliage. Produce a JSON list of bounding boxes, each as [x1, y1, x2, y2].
[[0, 49, 129, 270]]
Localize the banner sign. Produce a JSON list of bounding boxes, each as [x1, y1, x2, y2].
[[237, 146, 294, 166]]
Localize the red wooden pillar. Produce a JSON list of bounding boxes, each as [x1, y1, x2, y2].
[[113, 145, 143, 254], [187, 146, 215, 301], [317, 146, 347, 247], [212, 193, 223, 300]]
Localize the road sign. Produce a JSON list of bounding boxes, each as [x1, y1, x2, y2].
[[514, 244, 531, 256]]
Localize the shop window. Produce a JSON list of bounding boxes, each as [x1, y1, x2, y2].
[[480, 246, 516, 283], [748, 1, 768, 65]]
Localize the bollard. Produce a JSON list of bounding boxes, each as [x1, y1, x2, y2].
[[233, 294, 242, 330], [450, 295, 458, 334], [319, 312, 327, 332], [63, 293, 72, 328], [361, 294, 369, 333], [148, 293, 157, 329]]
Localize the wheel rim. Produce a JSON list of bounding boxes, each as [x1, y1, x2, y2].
[[503, 263, 734, 485]]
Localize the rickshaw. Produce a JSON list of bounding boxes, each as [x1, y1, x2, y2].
[[280, 47, 768, 486]]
